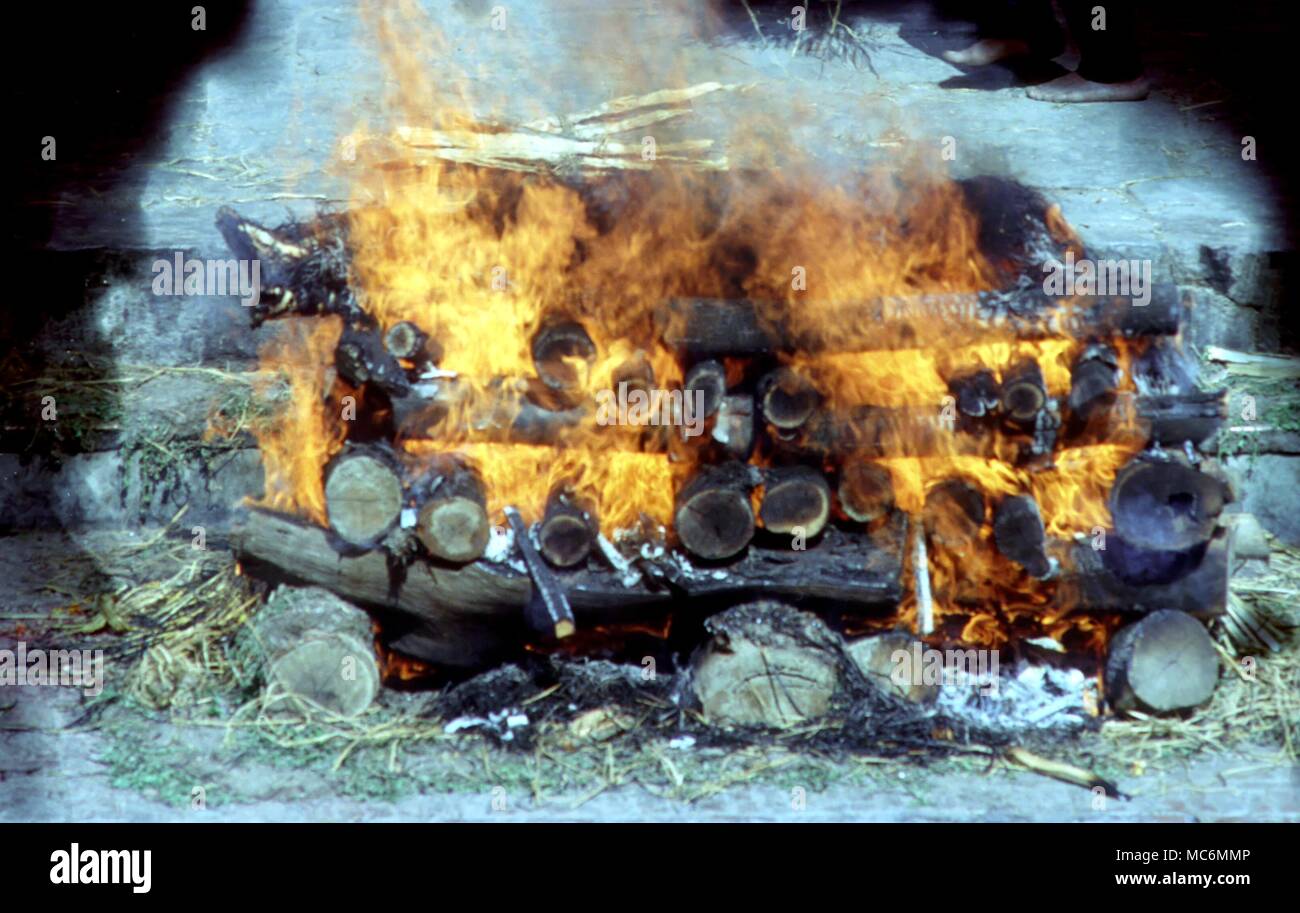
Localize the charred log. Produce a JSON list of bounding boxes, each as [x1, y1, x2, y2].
[[923, 479, 986, 550], [532, 319, 596, 391], [758, 367, 819, 431], [992, 495, 1051, 577], [1067, 344, 1119, 423], [538, 486, 598, 568], [336, 323, 413, 397], [674, 461, 758, 560], [1109, 455, 1227, 552], [658, 286, 1182, 357], [684, 358, 728, 419], [383, 320, 434, 362], [948, 369, 1001, 419], [1000, 359, 1047, 425], [710, 394, 755, 460], [837, 460, 895, 523], [759, 466, 831, 538]]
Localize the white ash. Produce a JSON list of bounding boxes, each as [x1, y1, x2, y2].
[[931, 660, 1095, 734], [399, 507, 417, 529], [482, 524, 526, 572]]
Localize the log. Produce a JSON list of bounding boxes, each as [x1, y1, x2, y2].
[[684, 358, 727, 419], [759, 466, 831, 538], [789, 392, 1226, 460], [504, 505, 576, 639], [412, 456, 490, 563], [1058, 528, 1229, 616], [383, 320, 433, 362], [923, 479, 986, 550], [231, 508, 907, 669], [335, 322, 412, 397], [845, 631, 939, 703], [610, 350, 655, 398], [993, 495, 1052, 577], [1067, 344, 1118, 422], [673, 461, 758, 560], [1000, 358, 1047, 425], [948, 368, 1000, 419], [1104, 609, 1219, 715], [837, 460, 895, 523], [324, 446, 404, 550], [657, 285, 1183, 357], [690, 602, 842, 729], [758, 366, 819, 431], [537, 486, 598, 568], [1109, 455, 1226, 552], [710, 394, 755, 460], [238, 585, 380, 717], [532, 319, 596, 392]]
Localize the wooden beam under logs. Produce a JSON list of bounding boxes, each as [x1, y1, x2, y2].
[[230, 507, 909, 669]]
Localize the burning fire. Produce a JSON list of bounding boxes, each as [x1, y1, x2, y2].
[[248, 1, 1150, 650]]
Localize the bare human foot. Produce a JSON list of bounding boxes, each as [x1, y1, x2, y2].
[[1026, 72, 1150, 102], [942, 38, 1031, 67]]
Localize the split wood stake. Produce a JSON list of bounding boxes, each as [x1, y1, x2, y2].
[[913, 523, 934, 636]]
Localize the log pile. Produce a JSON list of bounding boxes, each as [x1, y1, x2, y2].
[[219, 167, 1232, 713]]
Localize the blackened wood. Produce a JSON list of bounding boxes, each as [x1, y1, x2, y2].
[[231, 509, 907, 669], [838, 460, 895, 523], [392, 380, 585, 445], [949, 369, 1000, 418], [413, 456, 490, 563], [336, 322, 412, 397], [1109, 456, 1227, 552], [674, 461, 757, 560], [658, 285, 1182, 356], [383, 320, 430, 361], [993, 495, 1051, 577], [758, 366, 819, 430], [759, 466, 831, 538], [323, 446, 404, 550], [1058, 530, 1229, 617], [505, 505, 576, 639], [1104, 609, 1219, 714], [610, 350, 655, 397], [532, 319, 596, 391], [684, 359, 727, 419], [1000, 358, 1047, 424], [923, 479, 986, 550], [538, 487, 598, 568], [1067, 344, 1119, 420], [711, 394, 755, 460], [1135, 390, 1226, 446]]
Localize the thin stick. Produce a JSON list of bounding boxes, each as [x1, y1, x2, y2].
[[913, 523, 933, 636]]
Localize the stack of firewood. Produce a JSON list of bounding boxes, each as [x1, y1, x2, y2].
[[219, 109, 1235, 717]]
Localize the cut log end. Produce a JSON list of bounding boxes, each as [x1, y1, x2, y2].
[[923, 479, 986, 550], [838, 460, 895, 523], [675, 462, 756, 560], [1105, 609, 1219, 715], [324, 450, 404, 550], [1000, 359, 1047, 423], [993, 494, 1051, 578], [1110, 456, 1226, 552], [684, 359, 727, 419], [383, 320, 430, 361], [532, 319, 596, 391], [760, 466, 831, 538], [538, 489, 598, 568], [760, 367, 819, 430], [417, 496, 490, 563]]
